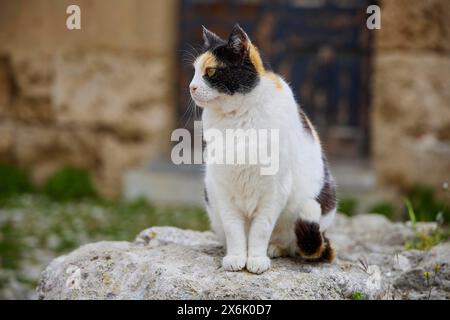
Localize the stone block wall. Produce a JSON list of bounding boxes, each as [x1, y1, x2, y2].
[[0, 0, 178, 197], [373, 0, 450, 198]]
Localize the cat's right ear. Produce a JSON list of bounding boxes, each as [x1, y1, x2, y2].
[[202, 26, 224, 49]]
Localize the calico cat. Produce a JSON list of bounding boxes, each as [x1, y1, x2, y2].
[[189, 24, 337, 274]]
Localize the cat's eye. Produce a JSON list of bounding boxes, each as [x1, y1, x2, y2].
[[206, 67, 216, 77]]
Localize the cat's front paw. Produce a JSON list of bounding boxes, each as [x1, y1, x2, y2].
[[222, 254, 246, 271], [246, 256, 271, 274]]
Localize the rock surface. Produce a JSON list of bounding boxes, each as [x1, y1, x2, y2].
[[37, 214, 450, 300]]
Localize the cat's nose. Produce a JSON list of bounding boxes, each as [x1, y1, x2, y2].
[[190, 84, 198, 94]]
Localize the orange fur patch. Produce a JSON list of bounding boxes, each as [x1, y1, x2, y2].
[[198, 52, 218, 74], [249, 44, 282, 90], [248, 44, 265, 74], [297, 234, 326, 259], [265, 72, 282, 90]]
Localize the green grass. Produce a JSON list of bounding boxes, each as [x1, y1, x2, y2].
[[0, 163, 33, 198], [403, 197, 449, 251], [0, 219, 24, 270], [404, 229, 449, 251], [367, 184, 449, 223], [368, 201, 395, 220], [405, 185, 449, 223], [42, 166, 98, 201], [350, 291, 366, 300], [338, 197, 357, 216], [404, 199, 417, 231]]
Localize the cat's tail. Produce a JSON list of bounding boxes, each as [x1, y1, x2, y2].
[[294, 218, 335, 262]]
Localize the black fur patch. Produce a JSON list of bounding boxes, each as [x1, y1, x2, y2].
[[202, 26, 226, 50], [316, 157, 337, 215], [295, 219, 323, 257], [202, 25, 260, 95], [204, 47, 259, 95]]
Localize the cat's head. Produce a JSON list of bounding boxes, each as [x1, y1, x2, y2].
[[189, 24, 265, 109]]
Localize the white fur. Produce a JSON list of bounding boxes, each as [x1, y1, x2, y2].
[[190, 58, 335, 274]]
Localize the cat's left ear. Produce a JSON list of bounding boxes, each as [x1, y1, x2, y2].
[[227, 24, 251, 57], [203, 26, 225, 49]]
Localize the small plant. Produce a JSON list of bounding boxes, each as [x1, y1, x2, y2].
[[42, 167, 98, 201], [350, 291, 366, 300], [423, 265, 442, 300], [0, 163, 33, 198], [404, 197, 450, 250], [404, 198, 417, 231], [423, 271, 431, 298], [338, 197, 358, 216], [404, 227, 449, 251]]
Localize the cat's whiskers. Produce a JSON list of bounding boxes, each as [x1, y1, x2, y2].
[[185, 99, 196, 129], [178, 90, 196, 129], [180, 51, 197, 68], [180, 43, 203, 68]]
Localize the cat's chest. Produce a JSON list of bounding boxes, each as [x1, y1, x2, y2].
[[204, 109, 276, 211], [220, 164, 267, 215]]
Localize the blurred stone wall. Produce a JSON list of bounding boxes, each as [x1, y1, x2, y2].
[[373, 0, 450, 197], [0, 0, 177, 197], [1, 0, 449, 199]]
